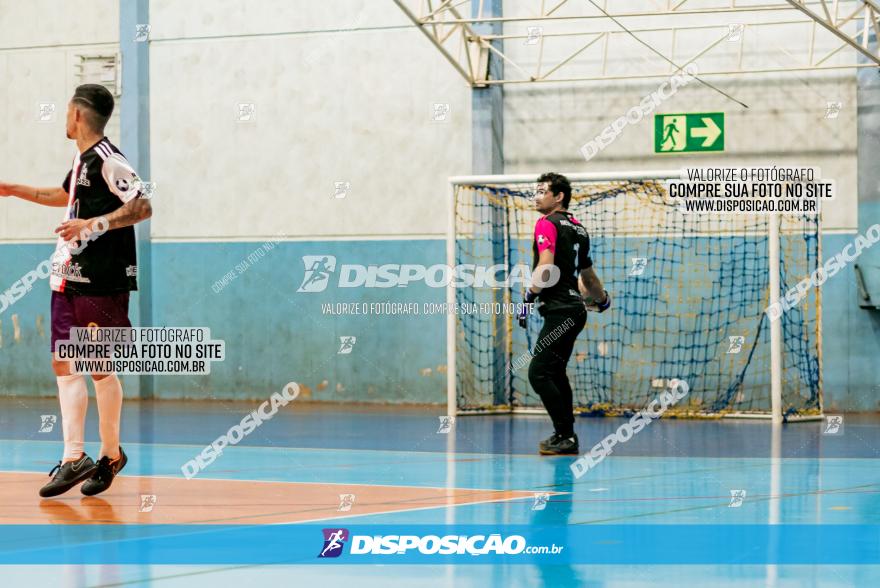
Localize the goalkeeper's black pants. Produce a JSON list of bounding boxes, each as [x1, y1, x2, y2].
[[527, 306, 587, 438]]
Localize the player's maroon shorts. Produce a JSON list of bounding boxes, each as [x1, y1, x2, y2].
[[50, 291, 131, 353]]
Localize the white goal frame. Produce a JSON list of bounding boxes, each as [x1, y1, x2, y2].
[[446, 170, 822, 423]]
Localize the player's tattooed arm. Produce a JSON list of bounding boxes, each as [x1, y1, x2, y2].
[[578, 267, 607, 302], [55, 198, 151, 240], [0, 183, 68, 207], [100, 197, 153, 230]]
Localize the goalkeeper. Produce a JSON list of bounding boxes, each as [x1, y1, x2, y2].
[[518, 173, 610, 455]]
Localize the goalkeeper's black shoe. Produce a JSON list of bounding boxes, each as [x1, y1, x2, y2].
[[39, 454, 97, 497], [539, 433, 562, 452], [539, 433, 580, 456], [81, 447, 127, 496]]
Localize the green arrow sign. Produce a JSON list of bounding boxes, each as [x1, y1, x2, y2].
[[654, 112, 724, 153]]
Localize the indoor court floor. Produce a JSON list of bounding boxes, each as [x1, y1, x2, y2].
[[1, 399, 879, 586]]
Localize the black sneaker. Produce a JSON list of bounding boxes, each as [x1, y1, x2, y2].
[[539, 434, 579, 456], [81, 447, 127, 496], [39, 454, 97, 497], [539, 433, 563, 453]]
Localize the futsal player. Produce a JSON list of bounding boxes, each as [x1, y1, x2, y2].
[[0, 84, 152, 496], [518, 173, 610, 455]]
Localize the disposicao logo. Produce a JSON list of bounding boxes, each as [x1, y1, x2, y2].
[[297, 255, 560, 292], [318, 528, 349, 558]]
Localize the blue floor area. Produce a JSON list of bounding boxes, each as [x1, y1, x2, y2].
[[4, 439, 880, 525], [4, 564, 880, 588], [2, 399, 880, 586], [2, 563, 879, 588], [2, 398, 880, 458]]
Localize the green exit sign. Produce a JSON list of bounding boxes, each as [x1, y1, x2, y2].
[[654, 112, 724, 153]]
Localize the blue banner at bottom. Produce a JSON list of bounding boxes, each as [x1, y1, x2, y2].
[[0, 524, 878, 565]]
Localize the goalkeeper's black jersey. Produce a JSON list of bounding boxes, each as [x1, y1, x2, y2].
[[532, 210, 592, 314]]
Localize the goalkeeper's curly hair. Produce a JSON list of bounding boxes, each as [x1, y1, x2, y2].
[[537, 172, 572, 208]]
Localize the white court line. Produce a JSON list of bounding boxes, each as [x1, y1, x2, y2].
[[2, 467, 550, 496], [273, 492, 555, 526], [0, 438, 561, 460], [3, 469, 555, 527], [6, 438, 871, 461]]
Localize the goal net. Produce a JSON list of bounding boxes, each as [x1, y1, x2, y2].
[[448, 172, 822, 419]]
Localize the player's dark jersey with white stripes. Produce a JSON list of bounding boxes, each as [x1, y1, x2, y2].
[[52, 137, 141, 295], [532, 210, 592, 313]]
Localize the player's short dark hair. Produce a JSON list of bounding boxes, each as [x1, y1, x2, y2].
[[537, 172, 572, 208], [71, 84, 114, 132]]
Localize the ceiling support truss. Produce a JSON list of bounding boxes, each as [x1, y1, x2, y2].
[[392, 0, 880, 85]]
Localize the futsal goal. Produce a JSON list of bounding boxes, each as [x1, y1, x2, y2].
[[446, 171, 823, 422]]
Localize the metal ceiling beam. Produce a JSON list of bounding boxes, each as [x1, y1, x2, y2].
[[393, 0, 476, 84], [393, 0, 880, 86], [784, 0, 880, 64]]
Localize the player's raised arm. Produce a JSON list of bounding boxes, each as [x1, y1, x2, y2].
[[0, 182, 68, 207]]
